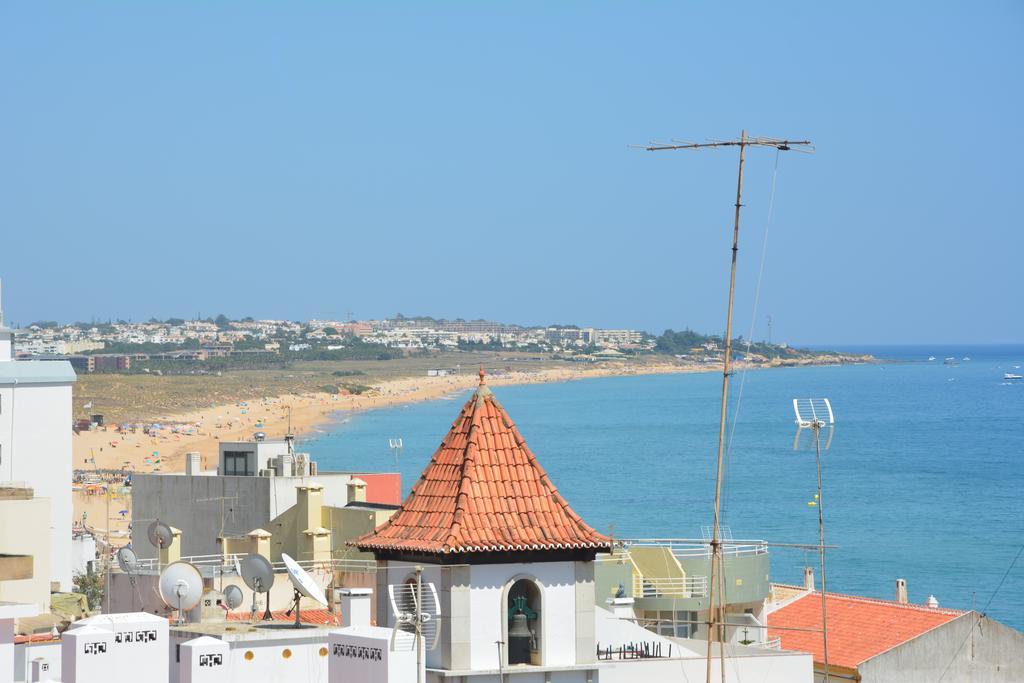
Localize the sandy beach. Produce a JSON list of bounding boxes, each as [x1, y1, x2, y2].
[[71, 361, 702, 538], [71, 354, 867, 539]]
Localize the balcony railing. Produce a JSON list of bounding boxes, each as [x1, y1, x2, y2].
[[633, 574, 708, 599]]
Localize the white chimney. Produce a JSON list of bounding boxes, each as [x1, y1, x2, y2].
[[336, 587, 373, 627], [896, 578, 908, 604], [803, 567, 815, 591]]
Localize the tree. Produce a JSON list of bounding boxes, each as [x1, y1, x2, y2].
[[323, 327, 339, 336], [74, 570, 104, 610]]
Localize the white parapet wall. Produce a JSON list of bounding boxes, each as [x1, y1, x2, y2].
[[328, 626, 418, 683], [62, 613, 169, 683]]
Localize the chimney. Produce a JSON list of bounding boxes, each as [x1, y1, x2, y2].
[[185, 452, 201, 475], [297, 484, 324, 531], [896, 578, 908, 604], [926, 595, 939, 608], [159, 526, 183, 568], [247, 528, 272, 559], [347, 477, 367, 504], [803, 566, 815, 591], [337, 588, 373, 627]]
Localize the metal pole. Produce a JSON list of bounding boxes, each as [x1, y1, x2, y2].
[[495, 640, 505, 683], [105, 484, 111, 613], [813, 423, 830, 683], [416, 566, 424, 683], [706, 129, 747, 683]]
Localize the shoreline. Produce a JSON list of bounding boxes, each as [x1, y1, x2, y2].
[[70, 356, 870, 536]]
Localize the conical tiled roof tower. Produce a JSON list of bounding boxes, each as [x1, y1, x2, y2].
[[355, 368, 610, 558]]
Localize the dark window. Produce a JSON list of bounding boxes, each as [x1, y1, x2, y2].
[[223, 451, 253, 476]]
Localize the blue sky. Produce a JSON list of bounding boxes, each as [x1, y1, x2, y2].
[[1, 2, 1021, 344]]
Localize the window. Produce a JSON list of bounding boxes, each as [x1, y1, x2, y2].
[[223, 451, 253, 476]]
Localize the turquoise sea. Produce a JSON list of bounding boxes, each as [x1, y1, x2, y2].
[[300, 345, 1024, 630]]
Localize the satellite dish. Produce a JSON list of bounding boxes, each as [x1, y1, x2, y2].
[[147, 520, 174, 549], [240, 554, 274, 592], [281, 553, 327, 628], [388, 572, 442, 651], [281, 553, 328, 605], [223, 584, 244, 610], [158, 561, 203, 625], [116, 547, 138, 574], [240, 553, 275, 622]]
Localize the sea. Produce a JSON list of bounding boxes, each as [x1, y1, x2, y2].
[[299, 344, 1024, 630]]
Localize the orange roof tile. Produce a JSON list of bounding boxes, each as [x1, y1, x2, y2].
[[354, 369, 610, 556], [768, 588, 966, 669], [226, 609, 340, 626]]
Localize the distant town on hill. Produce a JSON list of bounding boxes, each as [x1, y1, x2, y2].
[[12, 313, 846, 375]]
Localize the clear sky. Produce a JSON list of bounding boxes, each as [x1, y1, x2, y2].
[[1, 2, 1021, 344]]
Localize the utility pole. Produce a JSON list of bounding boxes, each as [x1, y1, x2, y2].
[[642, 132, 813, 683], [767, 315, 773, 346]]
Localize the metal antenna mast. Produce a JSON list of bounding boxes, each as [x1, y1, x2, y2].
[[642, 131, 813, 683]]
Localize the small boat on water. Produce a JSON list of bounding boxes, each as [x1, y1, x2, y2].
[[944, 357, 959, 365], [1005, 373, 1023, 381], [928, 356, 936, 361], [963, 356, 971, 361]]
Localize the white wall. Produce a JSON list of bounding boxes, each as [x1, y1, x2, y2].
[[0, 382, 74, 590]]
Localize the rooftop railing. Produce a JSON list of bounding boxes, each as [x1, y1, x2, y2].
[[124, 553, 377, 576], [618, 538, 768, 560]]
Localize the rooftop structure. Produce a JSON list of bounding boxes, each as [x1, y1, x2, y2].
[[355, 368, 610, 558]]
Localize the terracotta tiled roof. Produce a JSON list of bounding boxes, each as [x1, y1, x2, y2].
[[354, 369, 610, 556], [768, 589, 966, 669], [226, 609, 340, 625]]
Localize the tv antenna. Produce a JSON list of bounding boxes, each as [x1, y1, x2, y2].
[[281, 553, 328, 628], [240, 553, 275, 622], [158, 561, 204, 625], [639, 130, 813, 683], [793, 397, 835, 683], [388, 566, 442, 683], [388, 438, 404, 463]]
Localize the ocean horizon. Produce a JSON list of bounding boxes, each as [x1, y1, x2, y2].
[[300, 343, 1024, 629]]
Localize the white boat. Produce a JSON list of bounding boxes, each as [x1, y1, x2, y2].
[[944, 357, 959, 365], [1005, 373, 1023, 381], [963, 356, 971, 361], [928, 356, 936, 361]]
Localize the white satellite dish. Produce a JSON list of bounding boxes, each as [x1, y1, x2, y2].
[[281, 553, 327, 628], [388, 571, 442, 651], [223, 584, 244, 611], [240, 553, 275, 621], [158, 561, 203, 625], [147, 520, 174, 549]]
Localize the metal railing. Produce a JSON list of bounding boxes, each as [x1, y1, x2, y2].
[[633, 574, 708, 599], [619, 538, 768, 560], [125, 553, 377, 576]]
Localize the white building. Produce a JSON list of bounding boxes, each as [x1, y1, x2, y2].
[[0, 287, 77, 591]]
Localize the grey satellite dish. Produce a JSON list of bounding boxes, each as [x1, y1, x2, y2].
[[116, 547, 138, 574], [117, 547, 141, 611], [158, 561, 203, 625], [281, 553, 327, 628], [240, 553, 275, 621], [147, 520, 174, 549], [223, 584, 244, 611]]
